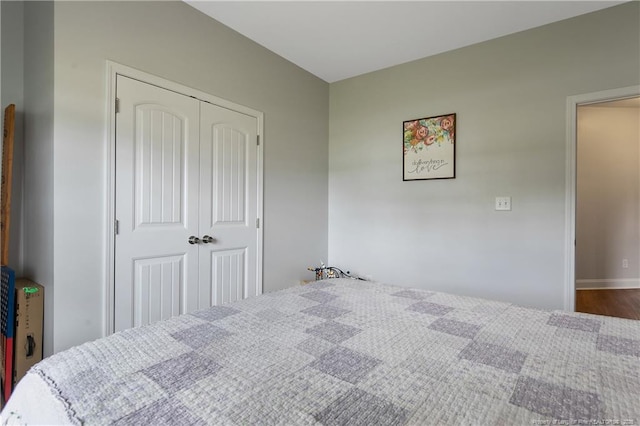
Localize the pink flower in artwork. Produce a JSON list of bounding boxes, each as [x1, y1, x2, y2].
[[441, 116, 454, 131], [405, 121, 418, 131], [416, 126, 428, 141], [425, 135, 436, 145]]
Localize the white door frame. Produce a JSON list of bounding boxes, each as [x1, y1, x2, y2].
[[564, 85, 640, 311], [104, 61, 264, 336]]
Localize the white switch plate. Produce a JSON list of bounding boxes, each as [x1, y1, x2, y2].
[[495, 196, 511, 211]]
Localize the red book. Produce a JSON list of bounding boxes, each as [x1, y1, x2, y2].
[[1, 266, 16, 402]]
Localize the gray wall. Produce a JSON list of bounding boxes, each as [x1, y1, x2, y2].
[[23, 1, 55, 357], [576, 103, 639, 288], [2, 1, 54, 356], [1, 0, 25, 275], [48, 1, 328, 353], [328, 2, 640, 309]]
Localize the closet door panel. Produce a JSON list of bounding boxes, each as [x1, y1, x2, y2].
[[198, 103, 259, 310], [114, 76, 200, 332]]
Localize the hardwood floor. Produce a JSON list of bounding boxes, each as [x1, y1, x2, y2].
[[576, 289, 640, 320]]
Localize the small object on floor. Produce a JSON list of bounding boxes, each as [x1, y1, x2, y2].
[[307, 264, 366, 281]]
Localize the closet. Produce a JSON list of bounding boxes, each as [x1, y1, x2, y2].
[[113, 75, 261, 331]]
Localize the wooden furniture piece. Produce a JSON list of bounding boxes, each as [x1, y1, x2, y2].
[[1, 104, 15, 266]]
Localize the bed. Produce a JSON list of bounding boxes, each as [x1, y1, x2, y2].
[[1, 279, 639, 425]]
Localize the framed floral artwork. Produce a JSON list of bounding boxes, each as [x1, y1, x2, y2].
[[403, 113, 456, 180]]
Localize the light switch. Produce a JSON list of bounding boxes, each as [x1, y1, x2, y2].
[[495, 196, 511, 211]]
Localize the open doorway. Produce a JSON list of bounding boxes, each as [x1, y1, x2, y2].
[[574, 96, 640, 320]]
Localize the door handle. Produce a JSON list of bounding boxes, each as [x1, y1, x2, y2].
[[201, 235, 214, 244], [26, 334, 36, 358], [188, 236, 200, 245]]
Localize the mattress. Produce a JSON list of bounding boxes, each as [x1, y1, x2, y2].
[[2, 279, 639, 425]]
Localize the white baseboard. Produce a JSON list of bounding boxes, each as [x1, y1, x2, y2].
[[576, 278, 640, 290]]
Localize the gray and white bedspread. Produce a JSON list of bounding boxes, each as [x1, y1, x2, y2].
[[2, 279, 639, 425]]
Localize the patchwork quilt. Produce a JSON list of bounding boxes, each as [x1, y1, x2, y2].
[[2, 279, 639, 425]]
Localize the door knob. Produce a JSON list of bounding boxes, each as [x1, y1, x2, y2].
[[202, 235, 214, 244], [188, 236, 200, 245]]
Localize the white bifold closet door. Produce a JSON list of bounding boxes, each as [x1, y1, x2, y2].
[[114, 76, 259, 332]]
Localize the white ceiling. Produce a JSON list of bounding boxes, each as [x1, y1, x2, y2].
[[185, 1, 625, 83]]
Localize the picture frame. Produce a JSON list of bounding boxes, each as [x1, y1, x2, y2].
[[403, 113, 456, 181]]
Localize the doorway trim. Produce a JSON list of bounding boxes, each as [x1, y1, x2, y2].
[[104, 61, 264, 336], [564, 85, 639, 311]]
